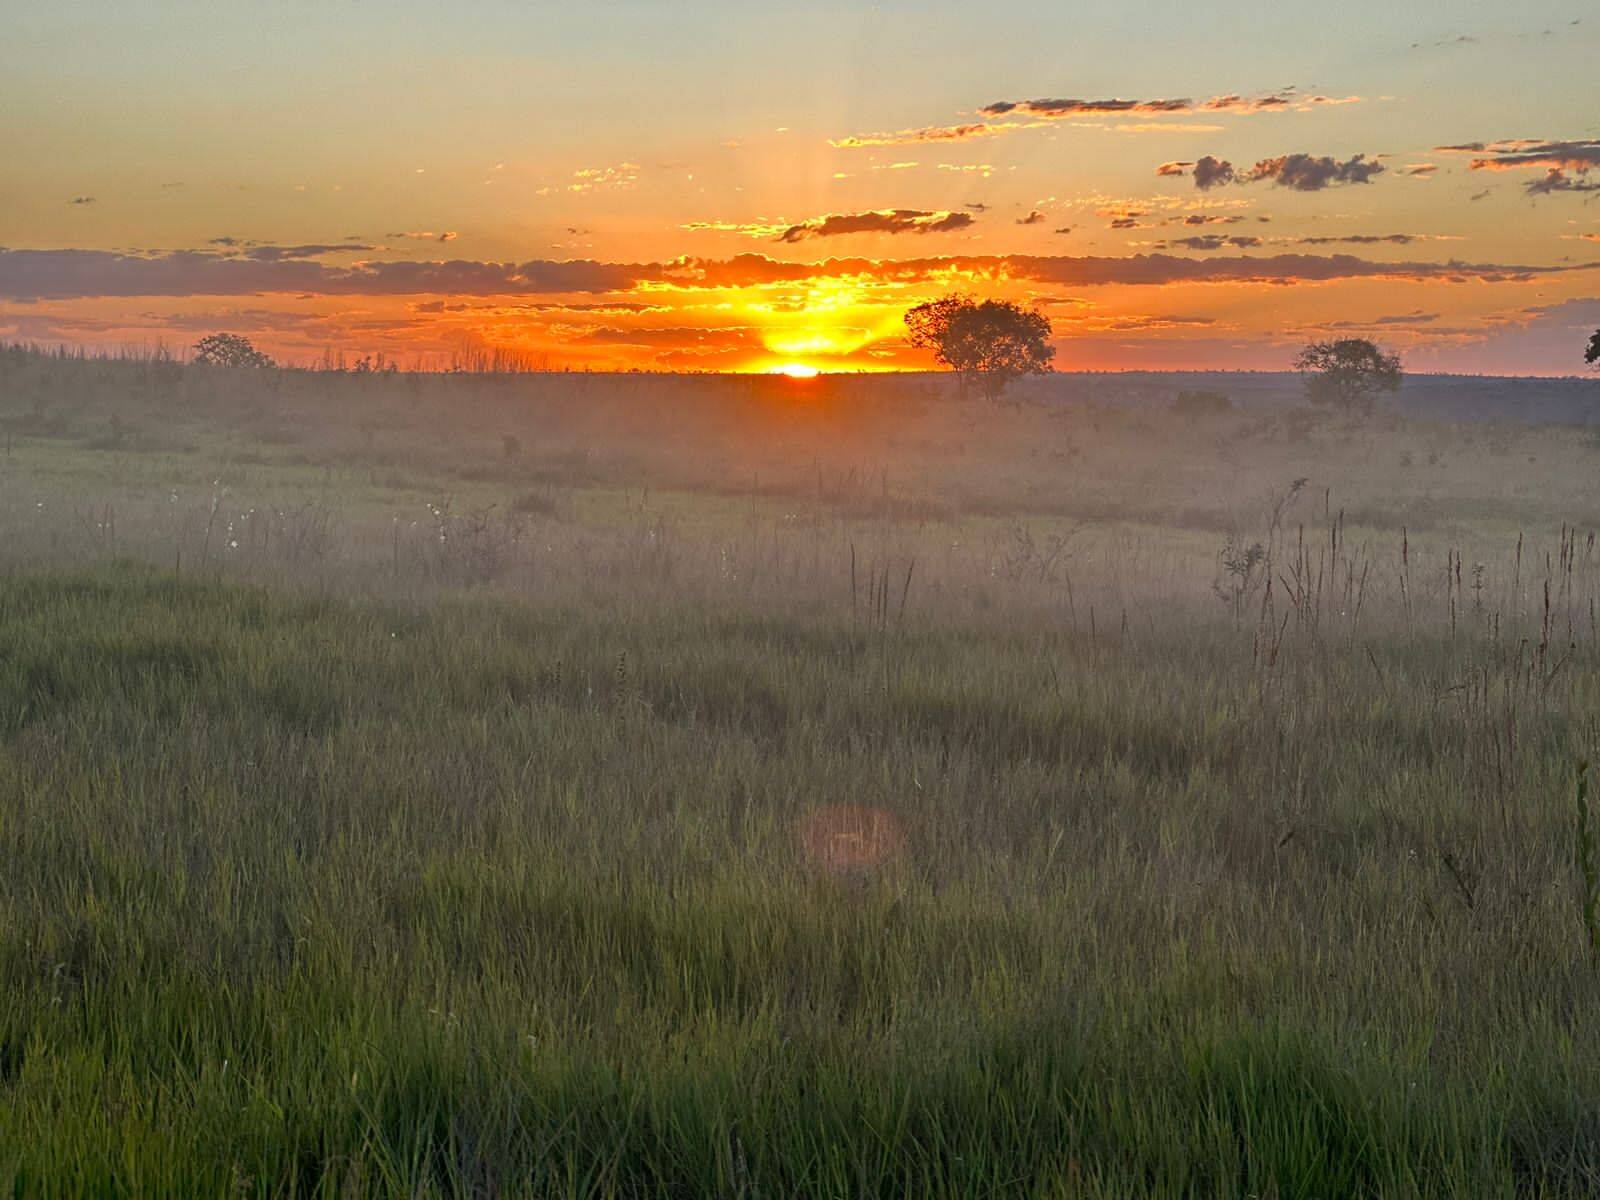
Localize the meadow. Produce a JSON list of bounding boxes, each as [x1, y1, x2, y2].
[[4, 345, 1600, 1195]]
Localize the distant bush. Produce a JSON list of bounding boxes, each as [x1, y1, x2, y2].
[[192, 333, 274, 370]]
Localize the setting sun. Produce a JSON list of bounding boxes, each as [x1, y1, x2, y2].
[[776, 363, 820, 378]]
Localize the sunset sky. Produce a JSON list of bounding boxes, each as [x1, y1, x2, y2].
[[2, 1, 1598, 374]]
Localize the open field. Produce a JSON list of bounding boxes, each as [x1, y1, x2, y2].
[[5, 348, 1600, 1195]]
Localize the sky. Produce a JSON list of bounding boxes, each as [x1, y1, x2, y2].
[[1, 0, 1597, 375]]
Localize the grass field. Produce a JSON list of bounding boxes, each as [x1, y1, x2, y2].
[[4, 347, 1600, 1195]]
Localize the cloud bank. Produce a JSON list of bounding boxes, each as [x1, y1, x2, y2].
[[1, 246, 1593, 303]]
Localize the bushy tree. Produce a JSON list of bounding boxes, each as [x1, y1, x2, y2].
[[1293, 339, 1402, 412], [905, 295, 1055, 401], [193, 333, 274, 369], [1586, 328, 1599, 368]]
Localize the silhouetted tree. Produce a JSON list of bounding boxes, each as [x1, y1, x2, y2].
[[1293, 338, 1402, 412], [905, 295, 1054, 401], [1586, 328, 1600, 369], [193, 333, 274, 369]]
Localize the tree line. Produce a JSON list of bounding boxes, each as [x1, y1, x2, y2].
[[190, 310, 1600, 408]]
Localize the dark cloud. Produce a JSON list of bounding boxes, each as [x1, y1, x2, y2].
[[0, 249, 652, 301], [1053, 227, 1073, 235], [1527, 169, 1600, 196], [1361, 311, 1441, 325], [1297, 234, 1420, 245], [413, 299, 665, 315], [997, 252, 1587, 287], [1446, 138, 1600, 172], [1312, 312, 1452, 331], [1161, 235, 1264, 251], [980, 91, 1340, 120], [1171, 153, 1384, 191], [776, 209, 975, 242], [1441, 139, 1600, 195], [70, 196, 96, 206], [1178, 214, 1247, 226], [2, 247, 1593, 304], [1017, 210, 1045, 225], [669, 253, 1598, 291], [1244, 154, 1385, 190], [1192, 156, 1237, 189], [981, 97, 1192, 118]]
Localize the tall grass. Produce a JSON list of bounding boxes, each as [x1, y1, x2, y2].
[[0, 565, 1596, 1194]]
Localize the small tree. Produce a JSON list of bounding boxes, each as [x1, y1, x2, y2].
[[905, 295, 1054, 401], [193, 333, 274, 369], [1586, 328, 1599, 369], [1293, 339, 1402, 412]]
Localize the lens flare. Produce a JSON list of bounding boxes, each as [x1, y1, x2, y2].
[[799, 805, 905, 872]]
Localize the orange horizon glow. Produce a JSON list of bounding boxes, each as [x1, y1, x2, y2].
[[7, 264, 1598, 379], [5, 242, 1597, 377]]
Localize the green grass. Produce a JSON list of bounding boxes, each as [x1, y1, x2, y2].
[[2, 563, 1600, 1196]]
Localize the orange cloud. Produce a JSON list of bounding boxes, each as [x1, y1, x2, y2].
[[775, 210, 977, 242], [982, 91, 1361, 119], [830, 123, 1003, 148], [1441, 138, 1600, 172]]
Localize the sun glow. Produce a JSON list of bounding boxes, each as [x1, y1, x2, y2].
[[776, 363, 820, 378]]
